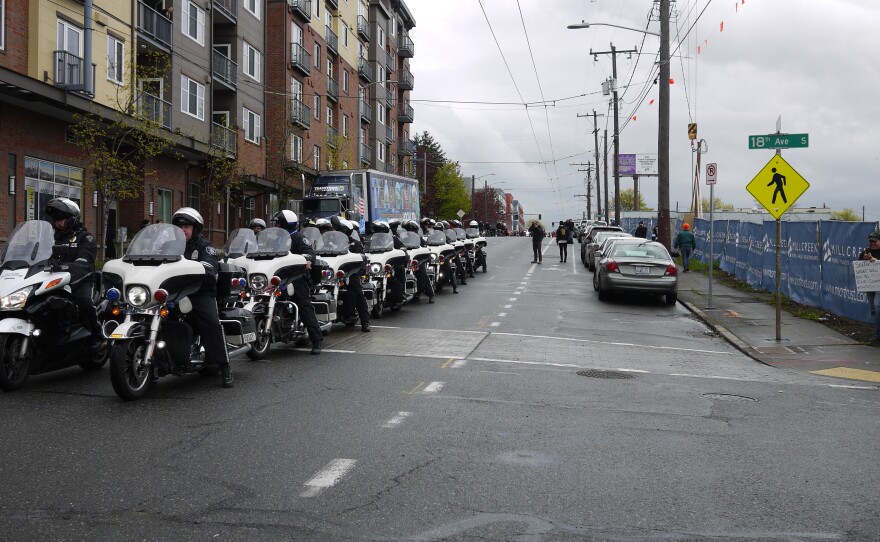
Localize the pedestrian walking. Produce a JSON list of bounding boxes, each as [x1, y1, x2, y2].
[[859, 231, 880, 342], [672, 223, 696, 272], [634, 221, 648, 239], [528, 221, 544, 263], [555, 220, 570, 262]]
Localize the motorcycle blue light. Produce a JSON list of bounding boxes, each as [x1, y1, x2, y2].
[[106, 288, 121, 302]]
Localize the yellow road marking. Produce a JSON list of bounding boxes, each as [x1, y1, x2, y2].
[[811, 367, 880, 383], [407, 381, 426, 394], [441, 358, 455, 369]]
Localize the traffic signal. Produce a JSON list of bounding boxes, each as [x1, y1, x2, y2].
[[538, 214, 542, 220], [688, 123, 698, 140]]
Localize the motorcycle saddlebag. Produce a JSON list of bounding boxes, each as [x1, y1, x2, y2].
[[219, 307, 256, 345]]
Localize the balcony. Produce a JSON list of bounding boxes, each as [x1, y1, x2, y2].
[[327, 125, 338, 149], [325, 26, 338, 56], [327, 76, 339, 102], [386, 125, 394, 143], [327, 0, 338, 9], [358, 57, 372, 83], [290, 43, 311, 77], [53, 51, 95, 93], [398, 33, 413, 57], [137, 1, 172, 51], [397, 139, 415, 156], [399, 69, 414, 90], [360, 143, 372, 165], [385, 162, 395, 173], [212, 49, 237, 90], [359, 100, 372, 124], [289, 0, 311, 21], [384, 50, 395, 73], [397, 100, 413, 123], [357, 15, 370, 42], [291, 98, 311, 129], [211, 123, 237, 155], [138, 92, 171, 129], [213, 0, 236, 24]]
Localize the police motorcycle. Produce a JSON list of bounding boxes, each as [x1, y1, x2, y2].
[[452, 223, 476, 278], [299, 225, 339, 328], [425, 227, 459, 294], [102, 224, 256, 400], [226, 227, 329, 359], [399, 229, 434, 300], [364, 222, 410, 318], [303, 225, 374, 326], [445, 225, 469, 286], [0, 220, 110, 391], [466, 221, 488, 273]]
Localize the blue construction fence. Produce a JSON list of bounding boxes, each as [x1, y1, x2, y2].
[[620, 216, 879, 324]]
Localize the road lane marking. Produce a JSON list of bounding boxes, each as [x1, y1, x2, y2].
[[300, 459, 357, 498], [498, 312, 507, 317], [423, 381, 445, 393], [490, 322, 501, 327], [504, 304, 512, 309], [509, 298, 518, 301], [491, 331, 734, 355], [407, 382, 426, 394], [520, 282, 528, 285], [383, 412, 411, 428]]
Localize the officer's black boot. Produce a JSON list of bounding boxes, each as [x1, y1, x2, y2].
[[311, 340, 322, 355], [221, 364, 234, 388]]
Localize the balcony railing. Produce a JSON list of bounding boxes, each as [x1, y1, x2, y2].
[[384, 49, 395, 72], [360, 143, 372, 164], [397, 139, 415, 156], [138, 91, 172, 129], [327, 125, 338, 148], [358, 57, 372, 83], [327, 76, 339, 102], [325, 26, 338, 56], [291, 98, 311, 129], [386, 162, 395, 173], [137, 1, 172, 50], [289, 0, 311, 21], [327, 0, 338, 9], [213, 0, 236, 24], [359, 100, 372, 124], [357, 15, 370, 41], [399, 69, 414, 90], [211, 123, 237, 154], [397, 100, 413, 123], [212, 49, 237, 89], [398, 33, 414, 57], [290, 43, 311, 76], [386, 125, 393, 143], [54, 50, 83, 88]]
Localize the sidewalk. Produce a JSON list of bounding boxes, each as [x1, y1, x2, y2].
[[676, 270, 880, 385]]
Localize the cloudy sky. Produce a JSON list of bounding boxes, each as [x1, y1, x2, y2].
[[406, 0, 880, 224]]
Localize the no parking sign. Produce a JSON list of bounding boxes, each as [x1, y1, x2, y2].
[[706, 163, 717, 185]]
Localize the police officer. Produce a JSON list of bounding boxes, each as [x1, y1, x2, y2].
[[273, 209, 324, 355], [170, 207, 234, 388], [434, 221, 459, 294], [45, 198, 101, 351], [404, 220, 434, 304], [249, 218, 266, 236], [332, 215, 371, 332]]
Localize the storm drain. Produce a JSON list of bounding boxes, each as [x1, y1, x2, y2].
[[701, 393, 757, 402], [577, 369, 636, 380]]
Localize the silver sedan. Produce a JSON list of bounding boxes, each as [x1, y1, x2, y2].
[[593, 241, 679, 305]]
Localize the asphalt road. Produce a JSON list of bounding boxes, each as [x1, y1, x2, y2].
[[1, 237, 878, 541]]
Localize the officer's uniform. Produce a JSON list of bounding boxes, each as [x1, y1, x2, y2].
[[52, 226, 100, 335], [288, 230, 324, 345], [344, 234, 371, 329], [182, 236, 230, 369]]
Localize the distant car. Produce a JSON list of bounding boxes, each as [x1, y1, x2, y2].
[[585, 231, 632, 270], [593, 240, 678, 305], [579, 225, 623, 264]]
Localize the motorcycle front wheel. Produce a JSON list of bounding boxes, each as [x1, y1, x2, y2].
[[0, 334, 32, 391], [79, 340, 110, 371], [109, 339, 152, 401], [246, 316, 272, 360]]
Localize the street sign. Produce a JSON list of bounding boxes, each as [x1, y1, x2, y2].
[[456, 209, 465, 219], [748, 133, 809, 150], [746, 154, 810, 219], [706, 163, 717, 185]]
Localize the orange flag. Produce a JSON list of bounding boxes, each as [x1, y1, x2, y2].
[[649, 99, 655, 105], [720, 21, 724, 32]]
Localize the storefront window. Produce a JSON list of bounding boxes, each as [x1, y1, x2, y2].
[[24, 157, 83, 221]]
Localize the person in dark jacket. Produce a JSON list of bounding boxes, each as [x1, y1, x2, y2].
[[555, 220, 570, 262], [171, 207, 233, 387], [274, 209, 324, 354], [46, 197, 101, 351], [634, 221, 648, 239], [673, 223, 696, 272], [332, 215, 371, 332], [859, 232, 880, 341], [528, 221, 545, 263]]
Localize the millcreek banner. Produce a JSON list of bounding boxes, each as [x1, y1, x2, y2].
[[819, 221, 876, 322]]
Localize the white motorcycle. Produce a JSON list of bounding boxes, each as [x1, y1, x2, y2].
[[425, 230, 458, 294], [303, 228, 374, 326], [399, 231, 434, 298], [466, 226, 488, 273], [364, 232, 410, 318]]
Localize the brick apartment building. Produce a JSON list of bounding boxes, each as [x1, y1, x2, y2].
[[0, 0, 415, 254]]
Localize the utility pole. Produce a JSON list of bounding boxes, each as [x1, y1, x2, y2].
[[576, 164, 592, 219], [603, 128, 609, 223], [577, 111, 605, 219], [591, 44, 636, 228], [571, 161, 594, 220], [471, 175, 475, 222], [658, 0, 672, 249]]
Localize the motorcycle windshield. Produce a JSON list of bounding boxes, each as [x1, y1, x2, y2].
[[427, 231, 447, 246], [366, 233, 394, 253], [253, 227, 292, 255], [400, 232, 422, 249], [445, 231, 457, 244], [223, 228, 258, 258], [1, 220, 55, 266], [301, 227, 324, 252], [320, 231, 351, 255], [454, 228, 467, 240], [125, 224, 186, 258], [466, 228, 480, 239]]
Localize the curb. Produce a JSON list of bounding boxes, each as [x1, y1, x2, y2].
[[678, 298, 774, 368]]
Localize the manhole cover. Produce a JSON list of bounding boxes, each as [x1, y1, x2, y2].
[[577, 369, 636, 380], [701, 393, 757, 402]]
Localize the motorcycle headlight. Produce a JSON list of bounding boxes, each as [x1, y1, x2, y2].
[[0, 285, 34, 309], [127, 285, 149, 307], [370, 263, 382, 275], [250, 274, 268, 292], [430, 253, 437, 261]]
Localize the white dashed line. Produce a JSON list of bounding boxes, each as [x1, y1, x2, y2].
[[423, 381, 445, 393], [300, 459, 357, 498], [490, 322, 501, 327], [498, 312, 507, 317], [509, 298, 518, 301], [383, 412, 411, 428], [504, 304, 512, 309]]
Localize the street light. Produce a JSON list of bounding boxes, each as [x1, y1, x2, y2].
[[568, 3, 671, 249]]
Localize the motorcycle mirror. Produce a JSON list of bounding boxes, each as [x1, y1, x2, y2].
[[286, 283, 295, 296], [178, 296, 193, 314]]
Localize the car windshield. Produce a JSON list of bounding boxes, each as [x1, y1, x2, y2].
[[303, 199, 341, 214], [466, 227, 480, 239], [251, 227, 292, 255], [427, 231, 447, 246], [366, 232, 394, 252], [1, 220, 55, 266], [320, 231, 351, 255], [222, 228, 258, 258], [126, 224, 186, 257], [400, 232, 422, 249], [301, 227, 324, 252]]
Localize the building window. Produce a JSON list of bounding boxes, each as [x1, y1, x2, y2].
[[313, 94, 320, 120], [377, 140, 385, 163], [0, 0, 5, 50], [107, 35, 124, 84], [157, 188, 173, 224], [313, 0, 320, 18], [180, 75, 205, 120], [377, 64, 386, 85], [313, 145, 321, 169], [342, 114, 349, 138], [243, 41, 261, 82], [182, 1, 205, 46], [243, 107, 261, 144], [342, 70, 349, 94], [376, 101, 384, 125], [23, 157, 83, 221], [343, 24, 349, 48], [326, 106, 334, 126], [188, 182, 200, 209], [291, 135, 303, 162], [244, 0, 260, 19], [313, 43, 320, 68]]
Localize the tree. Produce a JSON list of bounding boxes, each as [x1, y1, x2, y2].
[[618, 189, 652, 211], [70, 51, 176, 258], [432, 162, 471, 220], [473, 187, 505, 224], [701, 196, 735, 212], [831, 208, 860, 221], [413, 131, 449, 217]]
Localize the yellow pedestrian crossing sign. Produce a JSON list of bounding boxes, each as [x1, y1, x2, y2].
[[746, 154, 810, 219]]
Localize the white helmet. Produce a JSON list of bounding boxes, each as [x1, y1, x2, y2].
[[468, 220, 478, 227]]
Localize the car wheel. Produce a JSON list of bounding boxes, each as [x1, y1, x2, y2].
[[597, 284, 609, 301], [665, 292, 678, 306]]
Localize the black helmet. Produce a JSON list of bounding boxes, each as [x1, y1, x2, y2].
[[331, 215, 352, 236], [273, 209, 298, 232], [371, 221, 390, 234], [433, 221, 445, 231], [249, 218, 266, 231], [450, 220, 461, 229], [171, 207, 204, 238], [45, 197, 81, 235], [403, 220, 420, 233], [387, 218, 401, 232]]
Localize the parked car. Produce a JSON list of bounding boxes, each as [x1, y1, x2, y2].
[[577, 220, 608, 243], [585, 231, 632, 270], [593, 240, 678, 305], [579, 225, 623, 263]]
